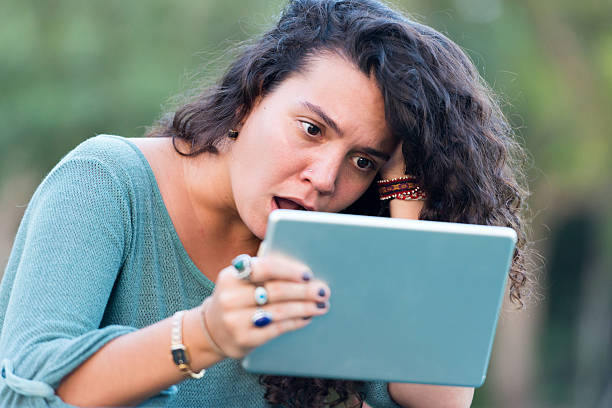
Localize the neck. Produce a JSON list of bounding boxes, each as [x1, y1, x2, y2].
[[178, 142, 260, 254]]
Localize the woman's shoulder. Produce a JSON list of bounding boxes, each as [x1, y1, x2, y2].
[[54, 134, 154, 186], [65, 134, 147, 168], [24, 134, 159, 213]]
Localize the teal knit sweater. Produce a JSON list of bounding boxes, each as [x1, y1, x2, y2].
[[0, 135, 401, 407]]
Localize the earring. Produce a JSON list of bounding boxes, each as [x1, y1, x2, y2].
[[228, 129, 239, 139]]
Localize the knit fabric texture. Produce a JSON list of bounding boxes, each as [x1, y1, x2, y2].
[[0, 135, 401, 407]]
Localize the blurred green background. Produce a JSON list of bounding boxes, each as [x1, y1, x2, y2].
[[1, 0, 610, 407]]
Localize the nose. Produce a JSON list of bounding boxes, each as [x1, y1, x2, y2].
[[301, 152, 343, 196]]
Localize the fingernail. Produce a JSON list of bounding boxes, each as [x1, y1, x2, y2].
[[318, 288, 326, 297], [302, 316, 312, 320], [302, 271, 312, 281], [317, 302, 327, 309]]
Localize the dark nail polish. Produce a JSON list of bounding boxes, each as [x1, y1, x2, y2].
[[317, 302, 327, 309], [302, 316, 312, 320], [302, 271, 312, 281], [318, 288, 326, 297]]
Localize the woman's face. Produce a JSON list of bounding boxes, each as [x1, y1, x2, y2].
[[228, 53, 396, 239]]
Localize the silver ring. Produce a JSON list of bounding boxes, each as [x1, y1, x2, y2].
[[232, 254, 253, 281], [252, 308, 273, 328], [254, 286, 268, 306]]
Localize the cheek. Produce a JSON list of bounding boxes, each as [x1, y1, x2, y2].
[[236, 138, 297, 202], [267, 131, 307, 175], [330, 173, 374, 212]]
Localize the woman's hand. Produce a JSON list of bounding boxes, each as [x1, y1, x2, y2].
[[202, 255, 331, 359], [379, 140, 406, 180]]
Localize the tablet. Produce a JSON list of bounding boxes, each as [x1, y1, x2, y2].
[[242, 209, 517, 387]]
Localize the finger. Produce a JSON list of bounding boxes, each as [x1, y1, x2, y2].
[[219, 279, 331, 308], [248, 255, 314, 284], [257, 280, 330, 305], [379, 140, 406, 179], [234, 316, 315, 350], [245, 300, 329, 326], [215, 280, 331, 310], [245, 302, 329, 346], [269, 299, 330, 319], [259, 317, 314, 343], [221, 301, 329, 351]]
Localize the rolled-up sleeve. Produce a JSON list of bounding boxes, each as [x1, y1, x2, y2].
[[0, 156, 137, 407], [363, 381, 403, 407]]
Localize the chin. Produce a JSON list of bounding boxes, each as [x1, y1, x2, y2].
[[254, 227, 266, 240], [247, 218, 267, 240]]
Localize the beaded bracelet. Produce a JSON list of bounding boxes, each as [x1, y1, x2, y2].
[[171, 311, 205, 379], [377, 176, 427, 201]]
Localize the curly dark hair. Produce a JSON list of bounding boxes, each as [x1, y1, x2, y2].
[[149, 0, 532, 406]]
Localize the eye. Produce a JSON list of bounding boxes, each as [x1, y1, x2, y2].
[[352, 156, 376, 171], [299, 121, 321, 136]]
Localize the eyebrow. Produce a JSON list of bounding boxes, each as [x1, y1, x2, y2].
[[300, 101, 391, 161], [301, 101, 343, 135], [361, 147, 390, 161]]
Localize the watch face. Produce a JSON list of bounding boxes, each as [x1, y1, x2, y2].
[[172, 347, 187, 365]]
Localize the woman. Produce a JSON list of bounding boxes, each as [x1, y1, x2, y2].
[[0, 0, 529, 407]]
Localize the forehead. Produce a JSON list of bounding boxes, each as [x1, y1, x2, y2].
[[270, 53, 394, 150]]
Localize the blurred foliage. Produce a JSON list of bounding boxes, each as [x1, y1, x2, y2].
[[1, 0, 611, 407], [2, 0, 611, 189], [0, 0, 282, 183]]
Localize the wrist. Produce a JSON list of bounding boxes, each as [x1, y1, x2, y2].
[[388, 198, 424, 219], [183, 307, 225, 364], [378, 170, 405, 181], [170, 310, 206, 379], [377, 175, 426, 201]]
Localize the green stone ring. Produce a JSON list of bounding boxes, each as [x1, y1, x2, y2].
[[232, 254, 253, 281]]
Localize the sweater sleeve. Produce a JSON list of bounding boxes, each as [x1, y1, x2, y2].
[[362, 381, 403, 408], [0, 155, 138, 407]]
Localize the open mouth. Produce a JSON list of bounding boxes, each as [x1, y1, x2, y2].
[[274, 196, 308, 211]]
